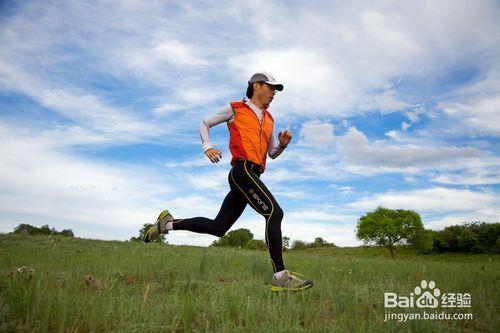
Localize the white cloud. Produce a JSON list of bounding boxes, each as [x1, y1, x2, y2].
[[153, 39, 210, 67], [0, 123, 225, 244], [0, 125, 167, 235], [298, 120, 335, 147], [360, 10, 422, 57], [370, 89, 411, 113], [385, 130, 399, 139], [425, 212, 499, 230], [438, 94, 500, 137], [228, 48, 352, 116], [348, 187, 499, 214], [337, 127, 481, 172], [282, 222, 358, 247], [0, 60, 171, 145], [230, 0, 500, 117], [431, 161, 500, 185], [153, 103, 191, 115]]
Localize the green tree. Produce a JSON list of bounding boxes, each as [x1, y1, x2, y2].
[[412, 229, 435, 254], [432, 222, 499, 253], [244, 239, 267, 250], [312, 237, 328, 247], [59, 229, 74, 237], [12, 223, 74, 237], [356, 206, 424, 258], [470, 222, 500, 253], [39, 225, 53, 235], [212, 228, 253, 248], [282, 236, 290, 251], [13, 224, 39, 235], [291, 240, 308, 250], [211, 237, 230, 247]]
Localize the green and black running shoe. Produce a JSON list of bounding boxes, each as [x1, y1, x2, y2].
[[143, 210, 174, 243], [271, 270, 314, 292]]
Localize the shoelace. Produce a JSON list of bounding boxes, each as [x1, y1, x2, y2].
[[281, 271, 307, 287], [289, 271, 305, 278]]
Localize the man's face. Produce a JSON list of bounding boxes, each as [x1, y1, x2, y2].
[[253, 82, 277, 108]]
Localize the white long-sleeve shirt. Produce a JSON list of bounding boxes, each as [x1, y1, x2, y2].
[[200, 99, 285, 159]]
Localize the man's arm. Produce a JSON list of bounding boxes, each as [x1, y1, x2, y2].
[[268, 130, 285, 159], [200, 105, 233, 163], [268, 128, 293, 159]]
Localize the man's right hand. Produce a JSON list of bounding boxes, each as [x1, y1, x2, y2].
[[205, 148, 222, 163]]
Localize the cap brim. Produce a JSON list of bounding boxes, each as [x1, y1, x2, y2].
[[266, 82, 283, 91]]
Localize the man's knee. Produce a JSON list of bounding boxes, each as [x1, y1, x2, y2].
[[212, 222, 230, 237], [213, 228, 227, 237], [272, 206, 284, 222]]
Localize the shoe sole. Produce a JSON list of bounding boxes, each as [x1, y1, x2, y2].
[[143, 224, 155, 243]]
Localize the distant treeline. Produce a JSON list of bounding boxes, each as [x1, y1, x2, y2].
[[10, 221, 499, 255], [290, 237, 336, 250], [416, 222, 500, 254], [10, 224, 74, 237], [210, 228, 335, 250]]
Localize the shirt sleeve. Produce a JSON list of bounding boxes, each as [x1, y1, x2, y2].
[[268, 128, 285, 159], [200, 105, 233, 153]]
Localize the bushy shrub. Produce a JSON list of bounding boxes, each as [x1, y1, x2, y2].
[[432, 222, 499, 253], [244, 239, 267, 250], [212, 228, 253, 248], [291, 237, 336, 250], [412, 229, 435, 254], [12, 224, 74, 237]]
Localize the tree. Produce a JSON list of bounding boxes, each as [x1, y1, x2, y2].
[[412, 229, 435, 254], [244, 239, 267, 250], [13, 224, 39, 235], [212, 228, 253, 247], [291, 240, 308, 250], [211, 237, 230, 247], [131, 223, 166, 243], [432, 222, 499, 253], [290, 238, 336, 250], [39, 225, 52, 235], [313, 237, 328, 247], [356, 206, 424, 258], [282, 236, 290, 251], [11, 223, 74, 237]]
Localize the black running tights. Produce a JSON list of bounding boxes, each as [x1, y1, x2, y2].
[[172, 160, 285, 272]]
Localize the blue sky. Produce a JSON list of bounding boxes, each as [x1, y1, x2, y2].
[[0, 0, 499, 246]]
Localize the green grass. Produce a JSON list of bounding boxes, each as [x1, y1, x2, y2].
[[0, 234, 498, 332]]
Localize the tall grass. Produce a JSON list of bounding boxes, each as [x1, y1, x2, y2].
[[0, 234, 498, 332]]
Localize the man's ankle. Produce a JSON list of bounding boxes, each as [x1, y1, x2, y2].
[[273, 270, 287, 279]]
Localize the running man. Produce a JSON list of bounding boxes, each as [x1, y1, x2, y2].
[[144, 72, 313, 292]]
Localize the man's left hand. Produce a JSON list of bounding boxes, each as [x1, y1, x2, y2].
[[278, 129, 293, 147]]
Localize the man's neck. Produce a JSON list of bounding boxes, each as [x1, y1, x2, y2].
[[249, 97, 265, 109]]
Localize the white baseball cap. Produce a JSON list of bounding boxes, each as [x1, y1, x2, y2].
[[248, 71, 284, 91]]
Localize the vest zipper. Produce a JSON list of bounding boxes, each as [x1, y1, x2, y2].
[[245, 103, 266, 166], [259, 111, 265, 164]]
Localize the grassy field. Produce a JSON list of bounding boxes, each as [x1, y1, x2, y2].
[[0, 234, 498, 332]]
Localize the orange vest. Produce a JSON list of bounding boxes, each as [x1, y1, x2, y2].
[[227, 101, 274, 172]]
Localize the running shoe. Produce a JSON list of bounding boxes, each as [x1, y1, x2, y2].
[[271, 270, 314, 292], [143, 210, 174, 243]]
